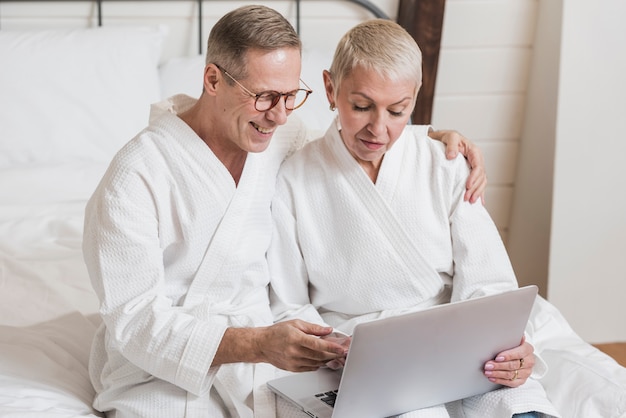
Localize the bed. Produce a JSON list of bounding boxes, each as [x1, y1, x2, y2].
[[0, 0, 624, 417]]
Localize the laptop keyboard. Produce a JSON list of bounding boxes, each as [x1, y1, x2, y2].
[[315, 390, 338, 407]]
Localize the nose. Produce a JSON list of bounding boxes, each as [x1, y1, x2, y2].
[[265, 98, 290, 126], [367, 111, 386, 137]]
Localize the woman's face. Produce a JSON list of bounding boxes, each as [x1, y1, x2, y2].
[[324, 67, 417, 178]]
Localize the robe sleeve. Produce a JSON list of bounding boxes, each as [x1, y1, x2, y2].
[[445, 153, 548, 377], [83, 158, 224, 396], [447, 157, 518, 301], [268, 176, 329, 328]]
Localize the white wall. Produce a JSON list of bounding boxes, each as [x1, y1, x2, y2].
[[509, 0, 626, 343], [548, 0, 626, 343], [507, 0, 559, 304], [432, 0, 539, 241]]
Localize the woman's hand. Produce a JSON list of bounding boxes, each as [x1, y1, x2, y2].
[[321, 333, 351, 370], [483, 336, 535, 388], [429, 129, 487, 204]]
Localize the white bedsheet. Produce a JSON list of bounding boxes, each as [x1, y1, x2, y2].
[[0, 163, 105, 417]]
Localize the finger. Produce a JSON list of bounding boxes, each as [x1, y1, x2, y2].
[[428, 129, 462, 160], [326, 358, 345, 370], [293, 320, 334, 337], [464, 170, 487, 203], [279, 345, 343, 372], [464, 140, 484, 170], [445, 140, 460, 160], [484, 366, 531, 388], [494, 338, 533, 362], [297, 335, 348, 360]]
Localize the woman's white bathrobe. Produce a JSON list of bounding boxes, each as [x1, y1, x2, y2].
[[83, 95, 307, 418], [268, 121, 560, 417]]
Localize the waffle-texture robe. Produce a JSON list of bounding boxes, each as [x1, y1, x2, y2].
[[83, 95, 306, 418], [268, 120, 560, 418]]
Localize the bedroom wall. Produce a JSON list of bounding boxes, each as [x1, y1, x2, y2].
[[508, 0, 626, 344]]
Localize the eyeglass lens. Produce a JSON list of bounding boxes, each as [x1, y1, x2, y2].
[[255, 89, 310, 111]]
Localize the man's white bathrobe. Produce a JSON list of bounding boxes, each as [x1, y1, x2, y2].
[[268, 121, 560, 418], [83, 95, 307, 418]]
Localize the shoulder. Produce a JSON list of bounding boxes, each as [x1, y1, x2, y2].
[[404, 126, 467, 168], [279, 132, 325, 176], [269, 114, 309, 161]]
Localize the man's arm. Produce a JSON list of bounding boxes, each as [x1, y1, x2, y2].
[[429, 129, 487, 204], [212, 320, 347, 372]]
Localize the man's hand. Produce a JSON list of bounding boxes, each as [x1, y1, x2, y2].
[[429, 129, 487, 204], [214, 320, 347, 372]]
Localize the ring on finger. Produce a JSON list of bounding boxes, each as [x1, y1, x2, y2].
[[510, 369, 518, 381], [519, 358, 524, 369]]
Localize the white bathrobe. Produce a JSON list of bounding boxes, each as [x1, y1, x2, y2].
[[268, 120, 560, 418], [83, 95, 307, 418]]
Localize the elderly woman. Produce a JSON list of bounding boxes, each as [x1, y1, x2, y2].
[[268, 19, 559, 418]]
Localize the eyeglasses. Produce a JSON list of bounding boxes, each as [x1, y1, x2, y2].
[[215, 64, 312, 112]]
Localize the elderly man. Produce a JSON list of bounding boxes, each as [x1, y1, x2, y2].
[[83, 5, 485, 418]]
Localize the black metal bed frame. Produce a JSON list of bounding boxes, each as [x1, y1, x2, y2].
[[0, 0, 389, 55]]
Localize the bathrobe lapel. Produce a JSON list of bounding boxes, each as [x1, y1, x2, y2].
[[326, 126, 441, 283], [184, 152, 261, 307]]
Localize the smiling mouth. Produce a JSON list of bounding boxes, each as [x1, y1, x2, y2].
[[252, 122, 274, 135]]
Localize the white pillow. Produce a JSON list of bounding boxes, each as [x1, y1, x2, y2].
[[159, 54, 205, 99], [0, 26, 164, 167]]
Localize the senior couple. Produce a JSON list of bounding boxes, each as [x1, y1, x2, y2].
[[83, 5, 559, 418]]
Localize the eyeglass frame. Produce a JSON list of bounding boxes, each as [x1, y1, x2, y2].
[[213, 64, 313, 112]]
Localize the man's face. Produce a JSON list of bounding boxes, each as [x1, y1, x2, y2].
[[217, 47, 302, 154]]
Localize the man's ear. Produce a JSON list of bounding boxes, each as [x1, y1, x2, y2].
[[203, 64, 221, 95]]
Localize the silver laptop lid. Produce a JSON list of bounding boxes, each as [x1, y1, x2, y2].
[[332, 285, 538, 418]]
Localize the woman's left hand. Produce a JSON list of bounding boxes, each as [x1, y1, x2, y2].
[[483, 336, 535, 388]]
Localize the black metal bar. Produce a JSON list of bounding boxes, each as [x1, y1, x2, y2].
[[295, 0, 300, 34], [197, 0, 202, 54], [0, 0, 390, 33], [350, 0, 388, 19]]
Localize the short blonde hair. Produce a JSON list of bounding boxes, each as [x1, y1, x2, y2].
[[329, 19, 422, 94], [206, 5, 301, 79]]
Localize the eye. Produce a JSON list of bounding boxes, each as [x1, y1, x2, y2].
[[353, 104, 371, 112], [258, 92, 278, 102], [389, 110, 404, 117]]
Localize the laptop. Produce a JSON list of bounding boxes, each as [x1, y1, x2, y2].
[[267, 285, 538, 418]]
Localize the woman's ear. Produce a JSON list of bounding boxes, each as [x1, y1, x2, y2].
[[323, 70, 336, 110]]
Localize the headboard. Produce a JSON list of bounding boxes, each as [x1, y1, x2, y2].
[[0, 0, 443, 125]]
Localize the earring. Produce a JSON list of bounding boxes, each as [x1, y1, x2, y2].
[[329, 104, 336, 111]]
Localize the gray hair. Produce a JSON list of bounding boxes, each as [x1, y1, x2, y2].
[[328, 19, 422, 94], [205, 5, 301, 79]]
